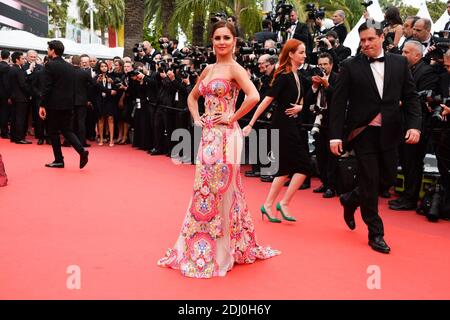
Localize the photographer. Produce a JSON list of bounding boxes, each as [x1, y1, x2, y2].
[[389, 40, 439, 211], [150, 59, 178, 155], [245, 54, 278, 179], [430, 49, 450, 219], [134, 41, 160, 69], [254, 19, 277, 44], [412, 18, 434, 57], [310, 31, 350, 72], [328, 10, 348, 44], [305, 53, 338, 198]]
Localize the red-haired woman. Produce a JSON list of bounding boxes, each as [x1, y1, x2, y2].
[[243, 39, 311, 223]]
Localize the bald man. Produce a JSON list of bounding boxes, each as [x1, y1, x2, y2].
[[389, 40, 439, 211]]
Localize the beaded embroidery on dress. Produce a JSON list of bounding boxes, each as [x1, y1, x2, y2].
[[158, 77, 280, 278]]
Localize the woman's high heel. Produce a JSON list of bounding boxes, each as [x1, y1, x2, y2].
[[276, 203, 297, 222], [261, 205, 282, 223]]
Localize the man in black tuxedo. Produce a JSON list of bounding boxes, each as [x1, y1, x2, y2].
[[23, 50, 45, 144], [329, 10, 348, 44], [72, 55, 95, 148], [389, 40, 438, 211], [39, 40, 89, 169], [305, 53, 338, 198], [287, 10, 311, 52], [0, 50, 11, 139], [329, 20, 422, 253], [8, 51, 32, 144]]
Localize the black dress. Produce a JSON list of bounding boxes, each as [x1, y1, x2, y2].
[[266, 72, 312, 177]]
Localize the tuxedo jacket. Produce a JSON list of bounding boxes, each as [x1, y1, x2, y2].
[[8, 64, 30, 103], [329, 52, 421, 150], [330, 24, 348, 44], [41, 56, 75, 110], [304, 72, 338, 128], [0, 61, 10, 99]]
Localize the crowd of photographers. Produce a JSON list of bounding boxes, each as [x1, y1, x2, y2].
[[0, 0, 449, 220]]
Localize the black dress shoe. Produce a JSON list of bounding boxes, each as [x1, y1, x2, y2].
[[79, 150, 89, 169], [323, 188, 336, 198], [260, 175, 274, 182], [45, 139, 51, 145], [45, 162, 64, 168], [245, 170, 260, 177], [379, 190, 391, 198], [37, 139, 44, 145], [15, 139, 32, 144], [368, 236, 391, 254], [389, 198, 416, 211], [388, 197, 403, 206], [299, 181, 311, 190], [340, 192, 358, 230], [1, 134, 10, 139], [313, 184, 327, 193]]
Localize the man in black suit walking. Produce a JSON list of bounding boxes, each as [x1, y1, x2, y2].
[[329, 20, 422, 253], [39, 40, 89, 169]]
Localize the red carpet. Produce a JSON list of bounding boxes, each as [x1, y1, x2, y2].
[[1, 137, 449, 300]]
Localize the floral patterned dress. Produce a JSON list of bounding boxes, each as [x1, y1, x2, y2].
[[158, 77, 280, 278]]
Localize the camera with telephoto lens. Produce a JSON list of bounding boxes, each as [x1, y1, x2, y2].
[[210, 12, 227, 23], [315, 35, 332, 51], [132, 43, 145, 55], [361, 0, 373, 8], [305, 3, 325, 20], [266, 0, 293, 33], [159, 38, 172, 50], [417, 90, 449, 123]]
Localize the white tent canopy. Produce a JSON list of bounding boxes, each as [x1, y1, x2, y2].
[[433, 9, 450, 33], [0, 30, 123, 59], [343, 0, 384, 56]]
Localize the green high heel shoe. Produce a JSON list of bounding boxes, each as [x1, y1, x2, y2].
[[276, 203, 297, 222], [261, 205, 282, 223]]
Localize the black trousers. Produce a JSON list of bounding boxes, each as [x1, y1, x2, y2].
[[11, 101, 28, 141], [315, 127, 338, 189], [433, 128, 450, 215], [0, 97, 10, 136], [47, 109, 84, 163], [152, 105, 166, 152], [351, 127, 397, 240], [399, 127, 431, 203], [143, 102, 155, 151], [85, 105, 97, 141], [31, 98, 46, 140], [73, 105, 87, 145]]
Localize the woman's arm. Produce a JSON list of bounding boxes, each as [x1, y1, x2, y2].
[[228, 64, 260, 124], [393, 25, 403, 47]]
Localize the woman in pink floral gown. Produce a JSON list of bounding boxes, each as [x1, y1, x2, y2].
[[158, 21, 280, 278]]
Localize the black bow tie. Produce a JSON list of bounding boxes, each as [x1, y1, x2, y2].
[[368, 56, 385, 63]]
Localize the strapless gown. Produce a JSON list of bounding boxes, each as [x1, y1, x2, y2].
[[158, 78, 280, 278]]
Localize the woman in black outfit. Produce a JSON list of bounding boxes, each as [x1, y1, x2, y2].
[[95, 60, 117, 147], [243, 39, 311, 223]]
